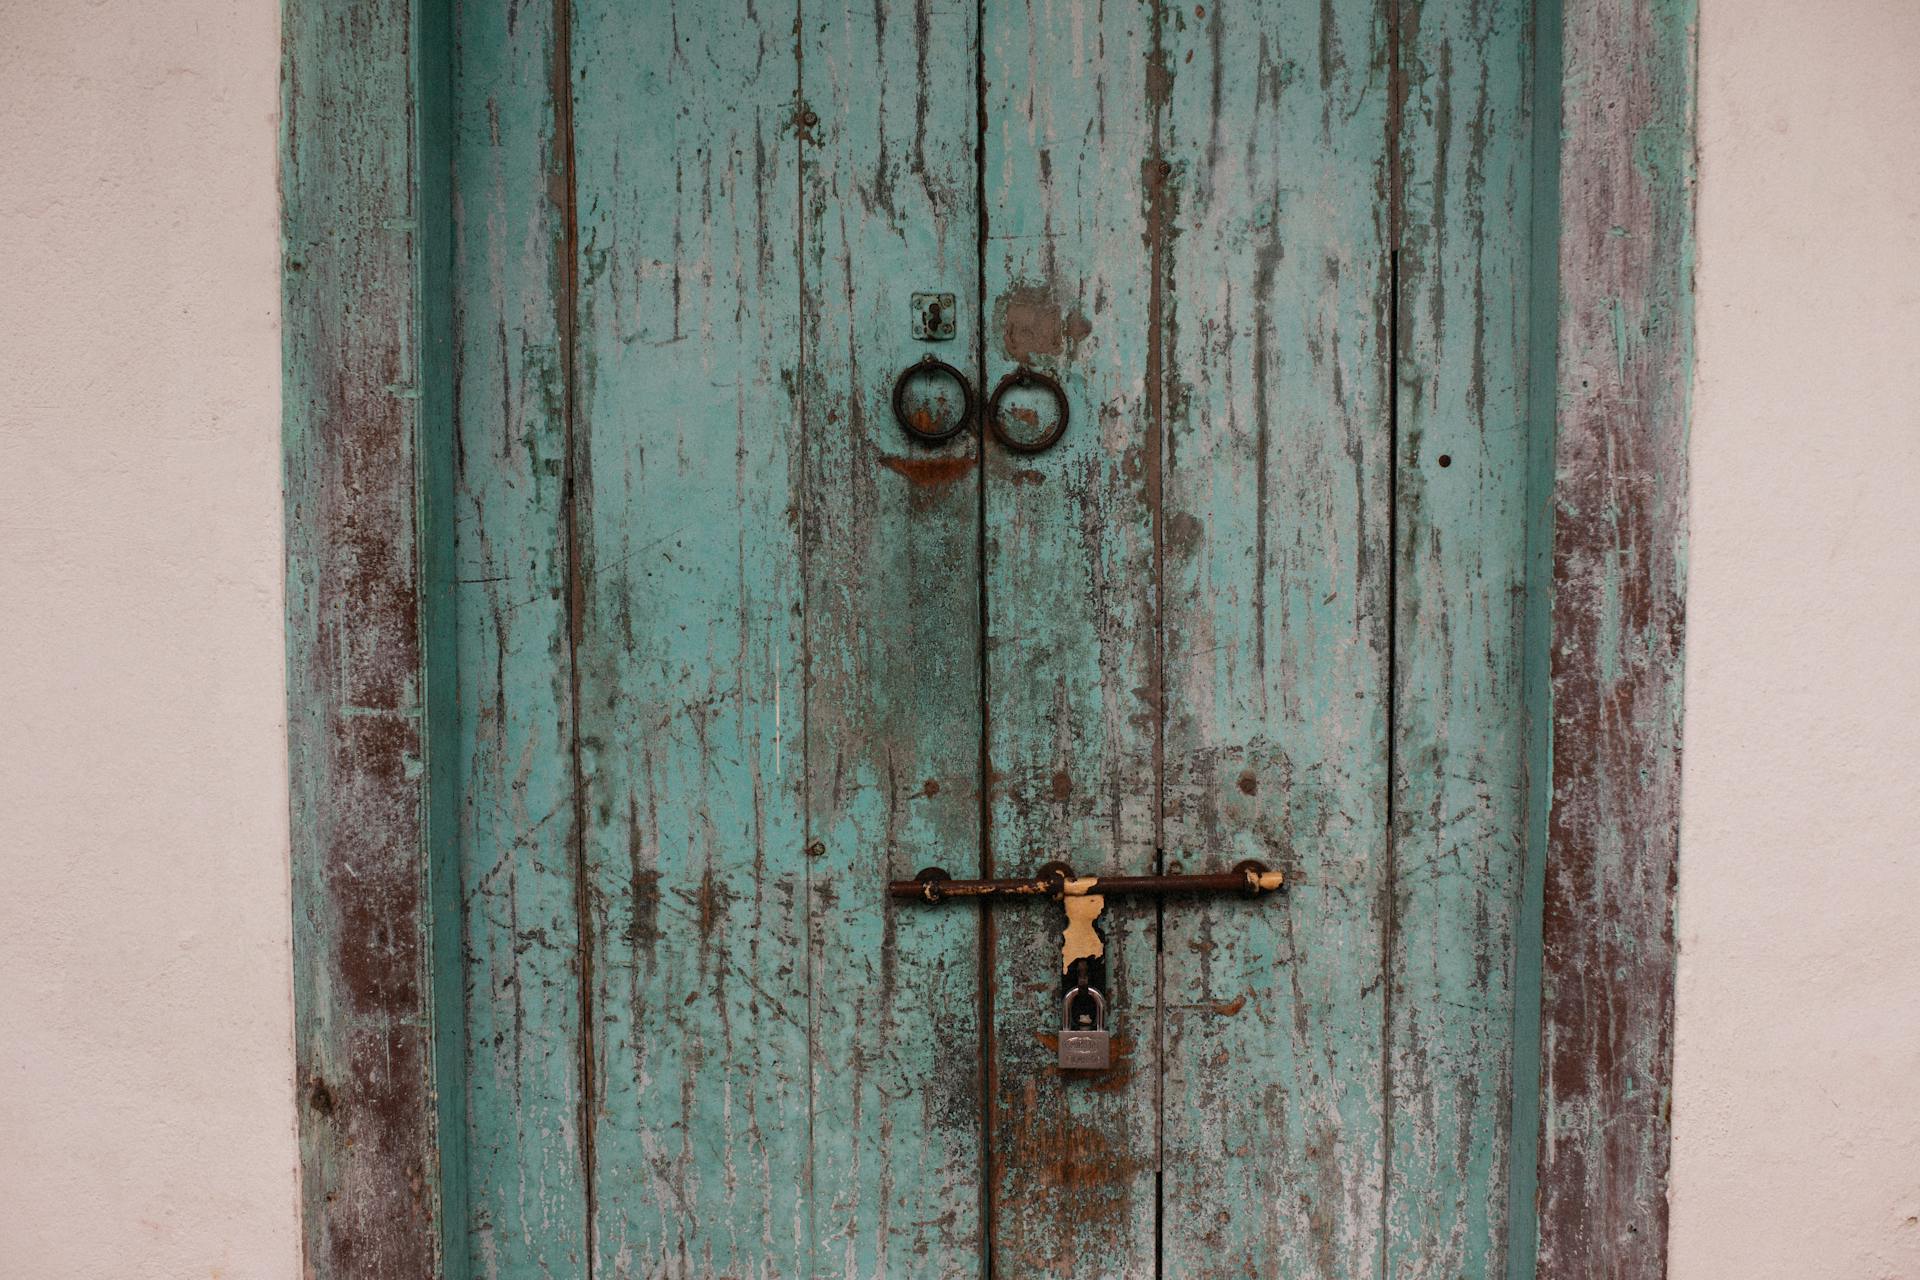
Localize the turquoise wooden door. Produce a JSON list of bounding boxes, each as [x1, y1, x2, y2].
[[448, 0, 1540, 1273]]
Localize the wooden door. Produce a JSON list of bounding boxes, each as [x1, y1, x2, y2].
[[448, 0, 1540, 1274]]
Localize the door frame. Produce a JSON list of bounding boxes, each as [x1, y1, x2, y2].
[[280, 0, 1694, 1274]]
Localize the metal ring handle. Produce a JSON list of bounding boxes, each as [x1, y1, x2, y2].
[[892, 355, 975, 445], [986, 366, 1069, 454]]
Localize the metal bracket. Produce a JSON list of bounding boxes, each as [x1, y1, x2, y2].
[[910, 291, 957, 341]]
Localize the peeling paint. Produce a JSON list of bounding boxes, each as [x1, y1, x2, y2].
[[994, 280, 1094, 365], [289, 0, 1687, 1276], [1060, 885, 1107, 972]]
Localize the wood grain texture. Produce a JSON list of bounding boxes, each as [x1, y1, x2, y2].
[[1158, 1, 1548, 1274], [980, 0, 1161, 1273], [798, 0, 989, 1273], [565, 2, 815, 1273], [449, 0, 590, 1271], [283, 0, 445, 1275], [1386, 0, 1537, 1274], [1534, 0, 1693, 1274], [287, 0, 1693, 1271], [1156, 2, 1393, 1275]]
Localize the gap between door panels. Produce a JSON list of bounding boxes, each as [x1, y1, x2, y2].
[[972, 0, 996, 1270]]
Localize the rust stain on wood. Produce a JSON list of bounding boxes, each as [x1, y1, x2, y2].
[[992, 1064, 1150, 1268], [995, 280, 1093, 365], [877, 452, 979, 487], [1533, 1, 1694, 1277], [285, 0, 453, 1270]]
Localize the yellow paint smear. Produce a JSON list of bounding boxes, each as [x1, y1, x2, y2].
[[1248, 868, 1284, 892], [1061, 879, 1105, 972]]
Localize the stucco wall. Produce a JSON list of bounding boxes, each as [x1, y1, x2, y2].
[[0, 1, 299, 1277], [1667, 0, 1920, 1274], [1, 1, 1916, 1276]]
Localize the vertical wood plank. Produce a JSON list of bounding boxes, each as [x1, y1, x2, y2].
[[797, 0, 989, 1274], [448, 0, 590, 1271], [1386, 0, 1537, 1273], [980, 1, 1160, 1272], [566, 1, 814, 1273], [283, 0, 445, 1273], [1535, 0, 1692, 1273], [1156, 2, 1393, 1276]]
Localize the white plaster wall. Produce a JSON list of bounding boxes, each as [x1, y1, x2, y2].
[[0, 1, 299, 1277], [1670, 0, 1920, 1275], [1, 0, 1916, 1276]]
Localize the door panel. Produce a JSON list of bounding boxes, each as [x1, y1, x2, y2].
[[1156, 2, 1392, 1276], [798, 0, 987, 1273], [980, 1, 1161, 1274], [1384, 3, 1536, 1274], [452, 0, 590, 1269], [449, 1, 1540, 1275], [566, 2, 813, 1271]]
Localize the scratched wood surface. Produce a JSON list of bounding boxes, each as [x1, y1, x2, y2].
[[1155, 1, 1393, 1275], [449, 1, 590, 1273], [1155, 0, 1542, 1275], [1384, 0, 1537, 1275], [980, 0, 1163, 1273], [434, 3, 1583, 1278], [560, 2, 817, 1274], [797, 0, 990, 1274], [283, 0, 447, 1274], [1535, 0, 1692, 1274], [296, 3, 1693, 1276]]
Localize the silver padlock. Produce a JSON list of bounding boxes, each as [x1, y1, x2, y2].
[[1058, 985, 1111, 1070]]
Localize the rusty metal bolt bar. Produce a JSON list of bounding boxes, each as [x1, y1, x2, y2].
[[889, 860, 1283, 904]]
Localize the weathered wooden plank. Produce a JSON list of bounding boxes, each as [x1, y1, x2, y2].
[[448, 0, 590, 1272], [796, 1, 988, 1274], [1385, 0, 1537, 1273], [980, 1, 1161, 1272], [283, 0, 446, 1273], [1155, 1, 1394, 1276], [1534, 0, 1692, 1274], [565, 1, 814, 1272]]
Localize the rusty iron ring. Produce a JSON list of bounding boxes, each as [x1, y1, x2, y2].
[[987, 366, 1070, 454], [891, 355, 975, 445]]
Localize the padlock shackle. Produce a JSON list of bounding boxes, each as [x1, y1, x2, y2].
[[1062, 984, 1107, 1029]]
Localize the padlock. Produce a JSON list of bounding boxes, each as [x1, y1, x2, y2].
[[1058, 984, 1111, 1070]]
